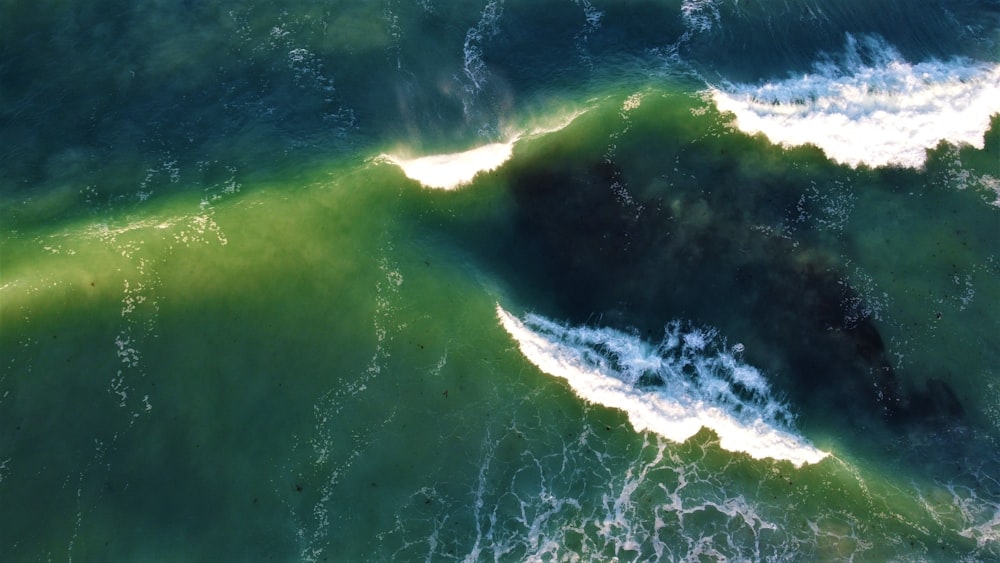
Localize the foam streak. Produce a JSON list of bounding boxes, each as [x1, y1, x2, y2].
[[496, 305, 828, 467]]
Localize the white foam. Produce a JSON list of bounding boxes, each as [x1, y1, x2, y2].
[[496, 305, 829, 467], [380, 140, 515, 190], [681, 0, 722, 35], [710, 34, 1000, 169], [380, 109, 587, 190]]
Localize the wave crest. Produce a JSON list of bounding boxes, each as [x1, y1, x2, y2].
[[711, 34, 1000, 169], [497, 305, 829, 467]]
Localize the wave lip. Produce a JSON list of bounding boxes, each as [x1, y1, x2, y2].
[[380, 109, 588, 190], [496, 305, 829, 467], [710, 35, 1000, 169], [380, 141, 515, 190]]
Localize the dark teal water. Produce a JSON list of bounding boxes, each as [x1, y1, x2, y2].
[[2, 1, 1000, 560]]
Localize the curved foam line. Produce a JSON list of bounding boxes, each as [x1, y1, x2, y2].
[[710, 36, 1000, 169], [380, 109, 588, 190], [496, 305, 829, 467], [381, 141, 516, 190]]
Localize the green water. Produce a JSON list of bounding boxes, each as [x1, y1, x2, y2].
[[3, 89, 998, 558], [3, 0, 1000, 560]]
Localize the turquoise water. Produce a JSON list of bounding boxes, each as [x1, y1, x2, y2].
[[2, 1, 1000, 560]]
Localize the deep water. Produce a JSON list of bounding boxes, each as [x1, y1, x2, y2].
[[2, 0, 1000, 560]]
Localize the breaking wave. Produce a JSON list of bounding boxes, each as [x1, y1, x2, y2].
[[710, 34, 1000, 169], [497, 305, 829, 467]]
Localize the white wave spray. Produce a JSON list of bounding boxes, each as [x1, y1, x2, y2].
[[379, 141, 515, 190], [378, 108, 587, 190], [710, 34, 1000, 169], [496, 305, 829, 467]]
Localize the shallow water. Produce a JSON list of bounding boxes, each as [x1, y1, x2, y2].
[[2, 0, 999, 560]]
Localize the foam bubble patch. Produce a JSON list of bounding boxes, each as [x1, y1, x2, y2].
[[497, 305, 829, 467], [710, 35, 1000, 169]]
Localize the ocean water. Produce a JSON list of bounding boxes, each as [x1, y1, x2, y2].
[[2, 0, 999, 560]]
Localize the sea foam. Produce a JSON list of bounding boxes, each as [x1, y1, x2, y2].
[[380, 141, 515, 190], [380, 109, 587, 190], [497, 305, 829, 467], [710, 34, 1000, 169]]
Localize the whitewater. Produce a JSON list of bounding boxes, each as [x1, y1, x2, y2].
[[712, 34, 1000, 168], [2, 0, 999, 560], [497, 305, 829, 467]]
